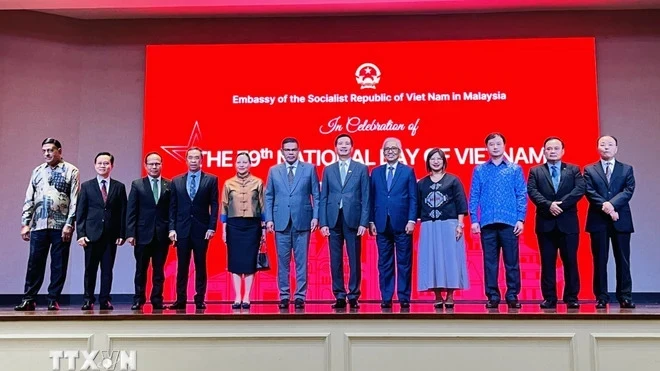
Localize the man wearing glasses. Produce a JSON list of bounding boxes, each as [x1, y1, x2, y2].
[[265, 137, 320, 310], [16, 138, 80, 311], [369, 137, 418, 309], [125, 152, 171, 311]]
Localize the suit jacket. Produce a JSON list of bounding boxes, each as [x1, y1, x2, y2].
[[168, 172, 219, 239], [319, 160, 370, 229], [527, 162, 585, 234], [77, 178, 127, 242], [584, 160, 635, 233], [264, 161, 320, 232], [369, 163, 418, 233], [126, 176, 171, 245]]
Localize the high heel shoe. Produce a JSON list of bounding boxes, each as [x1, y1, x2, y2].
[[241, 302, 251, 309], [231, 302, 241, 310], [433, 301, 444, 309]]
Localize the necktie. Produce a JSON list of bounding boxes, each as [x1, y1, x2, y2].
[[340, 162, 347, 185], [605, 162, 611, 183], [189, 174, 197, 200], [288, 166, 294, 185], [386, 166, 394, 191], [152, 178, 159, 203], [551, 165, 559, 192], [101, 180, 108, 202]]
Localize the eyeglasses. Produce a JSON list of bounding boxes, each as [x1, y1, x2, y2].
[[383, 147, 400, 153]]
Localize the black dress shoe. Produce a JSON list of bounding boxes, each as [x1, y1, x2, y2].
[[400, 301, 410, 309], [152, 303, 165, 310], [231, 302, 242, 310], [507, 300, 521, 309], [540, 300, 557, 309], [14, 300, 36, 311], [81, 301, 94, 310], [332, 299, 347, 309], [596, 300, 608, 309], [196, 302, 207, 310], [485, 300, 500, 309], [380, 301, 392, 309], [278, 299, 290, 309], [169, 301, 187, 310], [566, 301, 580, 309], [100, 301, 114, 310], [131, 303, 143, 311], [620, 300, 636, 309], [241, 302, 250, 309], [348, 299, 360, 309], [294, 298, 305, 309], [48, 301, 60, 311]]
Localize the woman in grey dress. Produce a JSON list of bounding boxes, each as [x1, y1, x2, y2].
[[417, 148, 469, 308]]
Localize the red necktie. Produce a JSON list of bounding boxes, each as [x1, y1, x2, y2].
[[101, 180, 108, 202]]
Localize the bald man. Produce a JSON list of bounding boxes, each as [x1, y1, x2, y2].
[[584, 135, 636, 309]]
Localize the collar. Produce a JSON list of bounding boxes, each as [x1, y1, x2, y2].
[[148, 176, 162, 182], [386, 162, 399, 170], [286, 160, 299, 168], [97, 175, 111, 184]]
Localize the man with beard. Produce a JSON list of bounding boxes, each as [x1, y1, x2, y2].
[[16, 138, 80, 311], [264, 137, 320, 310]]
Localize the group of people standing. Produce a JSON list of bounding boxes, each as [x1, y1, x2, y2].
[[14, 132, 636, 312]]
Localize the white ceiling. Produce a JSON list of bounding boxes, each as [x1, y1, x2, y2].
[[2, 0, 660, 19]]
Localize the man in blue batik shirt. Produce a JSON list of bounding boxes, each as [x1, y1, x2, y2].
[[469, 132, 527, 309]]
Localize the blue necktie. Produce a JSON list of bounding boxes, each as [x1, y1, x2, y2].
[[551, 165, 559, 192], [340, 162, 347, 186], [386, 166, 394, 191], [189, 174, 197, 200]]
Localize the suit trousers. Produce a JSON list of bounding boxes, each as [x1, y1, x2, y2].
[[480, 223, 521, 302], [275, 219, 310, 301], [175, 235, 209, 304], [133, 237, 169, 305], [537, 227, 580, 302], [329, 209, 362, 300], [376, 216, 412, 303], [23, 229, 71, 302], [83, 235, 117, 303], [590, 226, 632, 302]]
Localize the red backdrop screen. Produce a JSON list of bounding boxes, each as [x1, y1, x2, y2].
[[143, 38, 599, 302]]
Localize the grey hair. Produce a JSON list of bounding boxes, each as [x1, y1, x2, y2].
[[382, 137, 402, 149]]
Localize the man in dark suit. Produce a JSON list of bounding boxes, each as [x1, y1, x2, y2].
[[168, 147, 219, 310], [126, 152, 171, 311], [527, 137, 585, 309], [369, 137, 418, 309], [265, 137, 320, 310], [319, 134, 370, 309], [77, 152, 127, 311], [584, 135, 636, 309]]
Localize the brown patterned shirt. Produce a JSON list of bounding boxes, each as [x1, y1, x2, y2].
[[22, 161, 80, 230]]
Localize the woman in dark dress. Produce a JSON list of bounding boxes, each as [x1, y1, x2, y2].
[[221, 152, 265, 309], [417, 148, 469, 309]]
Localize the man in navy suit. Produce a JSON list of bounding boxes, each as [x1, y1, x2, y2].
[[77, 152, 127, 311], [168, 147, 219, 310], [126, 152, 171, 311], [584, 135, 636, 309], [369, 137, 418, 309], [527, 137, 585, 309], [265, 137, 320, 310], [319, 134, 370, 309]]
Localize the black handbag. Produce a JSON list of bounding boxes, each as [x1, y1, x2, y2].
[[256, 242, 270, 271]]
